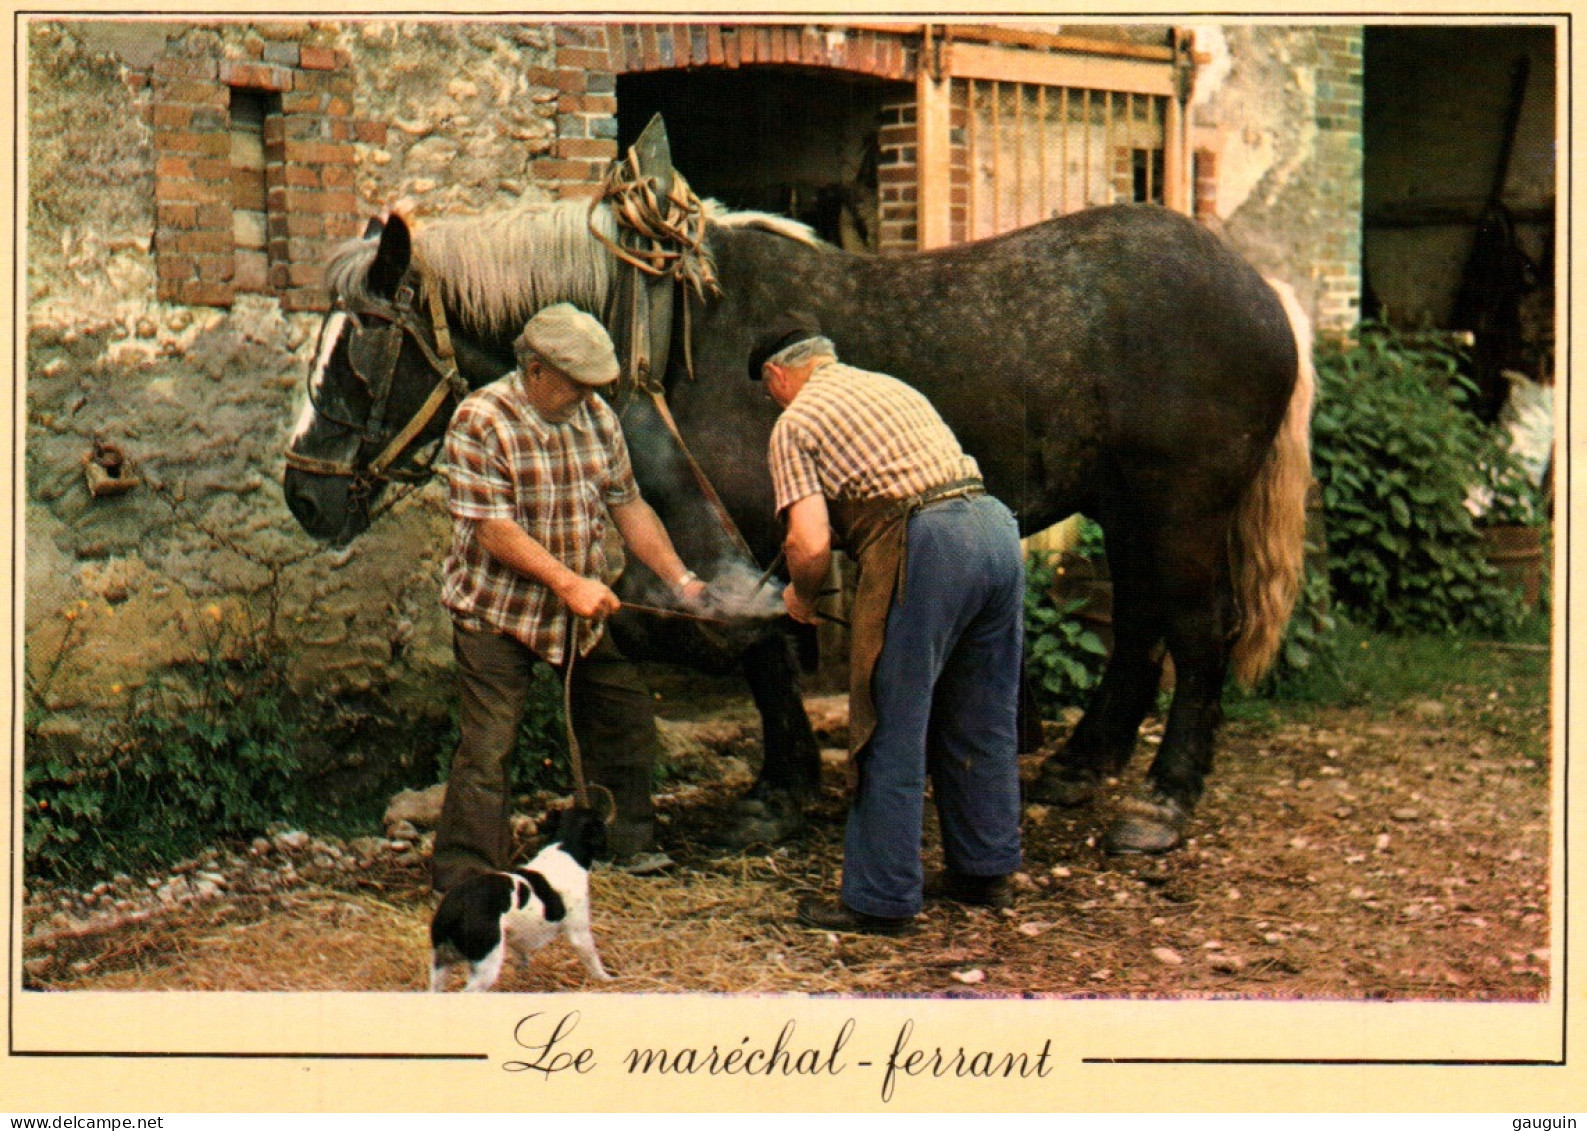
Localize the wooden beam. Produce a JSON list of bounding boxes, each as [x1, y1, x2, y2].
[[917, 63, 953, 249], [948, 23, 1176, 63], [945, 40, 1175, 98]]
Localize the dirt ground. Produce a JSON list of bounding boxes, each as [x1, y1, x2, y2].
[[22, 657, 1552, 1000]]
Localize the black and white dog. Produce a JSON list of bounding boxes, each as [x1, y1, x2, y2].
[[429, 807, 612, 992]]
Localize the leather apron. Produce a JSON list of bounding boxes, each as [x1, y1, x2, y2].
[[829, 477, 985, 789]]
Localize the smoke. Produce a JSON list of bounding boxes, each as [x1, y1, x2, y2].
[[699, 558, 785, 621]]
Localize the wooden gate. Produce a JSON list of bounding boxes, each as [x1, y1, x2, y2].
[[911, 26, 1194, 247]]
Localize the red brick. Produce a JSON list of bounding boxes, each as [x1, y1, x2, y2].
[[280, 91, 327, 114], [286, 262, 323, 287], [327, 119, 355, 143], [281, 140, 355, 165], [556, 138, 617, 160], [155, 155, 194, 181], [852, 32, 876, 75], [220, 60, 293, 91], [556, 183, 604, 201], [319, 163, 355, 188], [354, 120, 388, 145], [299, 44, 340, 71], [282, 286, 332, 313], [670, 25, 692, 68], [157, 130, 231, 158], [600, 25, 627, 72], [290, 69, 353, 96], [281, 164, 319, 188], [180, 281, 234, 306], [172, 229, 235, 256], [324, 215, 366, 241], [280, 189, 357, 217], [157, 202, 198, 229], [151, 103, 194, 130], [154, 55, 219, 81], [281, 213, 325, 238], [155, 177, 224, 205], [155, 254, 195, 281], [198, 203, 233, 229], [561, 93, 616, 115], [161, 79, 228, 109], [558, 47, 609, 70], [196, 254, 234, 282]]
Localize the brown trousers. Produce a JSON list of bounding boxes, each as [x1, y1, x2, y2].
[[431, 623, 659, 892]]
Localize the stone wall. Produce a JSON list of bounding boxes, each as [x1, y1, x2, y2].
[[1188, 24, 1364, 334]]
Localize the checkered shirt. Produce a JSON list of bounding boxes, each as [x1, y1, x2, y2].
[[768, 360, 981, 513], [441, 370, 640, 663]]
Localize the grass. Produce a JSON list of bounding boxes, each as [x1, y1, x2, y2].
[[1228, 609, 1553, 767]]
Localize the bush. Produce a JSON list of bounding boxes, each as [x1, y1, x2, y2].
[[1312, 329, 1524, 635], [1023, 522, 1109, 717], [26, 650, 303, 880]]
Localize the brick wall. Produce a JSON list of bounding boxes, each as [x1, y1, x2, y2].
[[1312, 29, 1365, 333], [151, 27, 366, 311], [876, 97, 918, 253]]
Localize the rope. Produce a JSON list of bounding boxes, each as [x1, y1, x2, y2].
[[587, 150, 719, 305], [561, 617, 590, 809]]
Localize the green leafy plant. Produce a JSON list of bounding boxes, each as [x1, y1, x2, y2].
[[1023, 528, 1110, 715], [26, 646, 304, 880], [1312, 328, 1524, 636]]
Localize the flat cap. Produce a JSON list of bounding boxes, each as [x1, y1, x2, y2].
[[516, 303, 620, 387], [747, 312, 824, 381]]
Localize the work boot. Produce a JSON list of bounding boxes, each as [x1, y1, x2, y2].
[[925, 870, 1015, 910], [795, 897, 915, 936]]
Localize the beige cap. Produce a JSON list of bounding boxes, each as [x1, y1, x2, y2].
[[515, 303, 620, 387]]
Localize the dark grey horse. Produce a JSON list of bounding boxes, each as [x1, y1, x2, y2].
[[283, 196, 1313, 853]]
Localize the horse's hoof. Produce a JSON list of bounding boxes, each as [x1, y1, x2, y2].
[[701, 793, 806, 848], [1027, 762, 1101, 808], [1102, 793, 1189, 855]]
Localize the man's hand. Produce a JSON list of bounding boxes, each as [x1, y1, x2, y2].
[[783, 584, 819, 626], [676, 577, 710, 608], [559, 574, 621, 619]]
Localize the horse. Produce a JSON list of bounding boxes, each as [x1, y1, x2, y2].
[[282, 195, 1313, 854]]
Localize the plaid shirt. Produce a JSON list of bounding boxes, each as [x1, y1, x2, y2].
[[769, 360, 981, 513], [441, 370, 640, 663]]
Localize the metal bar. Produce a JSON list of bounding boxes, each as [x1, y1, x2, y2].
[[1014, 81, 1026, 227], [1104, 90, 1115, 204], [991, 80, 1002, 234], [1037, 83, 1048, 220], [1082, 89, 1092, 207], [966, 79, 978, 239], [1060, 86, 1070, 215]]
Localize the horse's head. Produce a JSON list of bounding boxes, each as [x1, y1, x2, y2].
[[284, 214, 468, 544]]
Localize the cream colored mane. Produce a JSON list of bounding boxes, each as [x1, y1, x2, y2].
[[325, 199, 822, 338]]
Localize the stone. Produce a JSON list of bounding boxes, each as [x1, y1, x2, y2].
[[384, 783, 446, 832]]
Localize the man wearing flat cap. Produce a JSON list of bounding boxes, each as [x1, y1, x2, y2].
[[432, 302, 706, 891], [752, 314, 1025, 935]]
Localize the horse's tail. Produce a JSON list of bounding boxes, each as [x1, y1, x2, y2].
[[1228, 277, 1316, 687]]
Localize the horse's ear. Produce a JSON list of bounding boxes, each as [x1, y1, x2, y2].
[[362, 216, 385, 239], [366, 214, 412, 299]]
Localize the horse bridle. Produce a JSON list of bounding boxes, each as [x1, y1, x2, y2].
[[285, 271, 470, 498]]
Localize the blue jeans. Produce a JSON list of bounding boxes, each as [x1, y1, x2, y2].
[[841, 494, 1025, 918]]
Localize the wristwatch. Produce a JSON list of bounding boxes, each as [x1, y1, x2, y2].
[[672, 569, 700, 596]]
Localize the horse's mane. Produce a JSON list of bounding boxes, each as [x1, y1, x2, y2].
[[324, 199, 822, 337]]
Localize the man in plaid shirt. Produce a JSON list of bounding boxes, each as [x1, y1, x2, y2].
[[432, 303, 706, 892], [753, 314, 1024, 935]]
